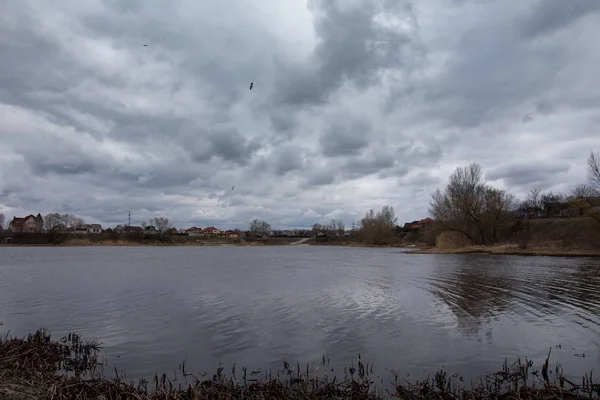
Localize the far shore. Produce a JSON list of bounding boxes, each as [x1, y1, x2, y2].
[[3, 238, 600, 258], [403, 245, 600, 258]]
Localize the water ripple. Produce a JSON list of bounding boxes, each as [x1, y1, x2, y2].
[[0, 247, 599, 380]]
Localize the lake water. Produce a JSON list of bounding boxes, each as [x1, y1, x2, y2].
[[0, 246, 599, 383]]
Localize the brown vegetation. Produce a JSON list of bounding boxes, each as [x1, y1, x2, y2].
[[420, 151, 600, 255], [406, 218, 600, 256], [0, 330, 598, 399], [357, 206, 398, 245], [429, 163, 516, 246]]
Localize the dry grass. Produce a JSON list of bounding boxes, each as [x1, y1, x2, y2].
[[0, 330, 598, 400], [435, 231, 474, 249], [405, 218, 600, 257], [62, 239, 142, 246]]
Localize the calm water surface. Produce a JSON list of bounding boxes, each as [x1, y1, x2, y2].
[[1, 246, 599, 381]]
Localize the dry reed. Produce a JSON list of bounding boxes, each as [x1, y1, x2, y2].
[[0, 330, 598, 399]]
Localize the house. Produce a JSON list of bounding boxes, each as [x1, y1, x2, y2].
[[73, 226, 88, 235], [419, 217, 434, 226], [224, 230, 238, 239], [202, 226, 222, 236], [186, 226, 204, 236], [9, 214, 44, 233], [125, 226, 143, 233], [87, 224, 102, 234], [165, 227, 178, 235], [144, 226, 158, 234]]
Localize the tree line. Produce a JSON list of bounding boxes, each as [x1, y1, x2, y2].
[[429, 151, 600, 246]]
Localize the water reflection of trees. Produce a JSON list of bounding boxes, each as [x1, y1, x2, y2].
[[429, 256, 600, 337], [429, 255, 517, 336]]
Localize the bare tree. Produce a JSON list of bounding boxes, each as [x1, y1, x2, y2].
[[378, 206, 397, 229], [61, 213, 85, 228], [589, 151, 600, 188], [525, 188, 542, 209], [359, 206, 397, 245], [571, 151, 600, 225], [570, 183, 599, 198], [44, 213, 62, 231], [429, 163, 515, 245], [43, 213, 85, 231], [312, 223, 324, 233], [331, 219, 346, 236], [0, 213, 4, 231], [150, 216, 171, 235], [249, 219, 271, 235]]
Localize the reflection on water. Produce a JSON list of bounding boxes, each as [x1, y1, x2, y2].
[[428, 255, 600, 339], [0, 246, 598, 381]]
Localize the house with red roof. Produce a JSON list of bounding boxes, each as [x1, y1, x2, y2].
[[185, 226, 204, 236], [202, 226, 222, 236], [9, 214, 44, 233]]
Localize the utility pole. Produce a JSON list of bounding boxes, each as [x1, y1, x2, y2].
[[128, 211, 131, 227]]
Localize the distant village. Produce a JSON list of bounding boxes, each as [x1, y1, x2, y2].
[[5, 196, 597, 241], [2, 213, 437, 239]]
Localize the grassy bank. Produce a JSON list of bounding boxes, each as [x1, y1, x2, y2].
[[1, 330, 598, 399], [405, 217, 600, 257]]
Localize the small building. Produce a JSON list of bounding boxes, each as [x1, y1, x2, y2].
[[144, 226, 158, 234], [73, 226, 88, 235], [186, 227, 204, 236], [202, 226, 222, 236], [224, 230, 238, 239], [419, 217, 434, 226], [125, 226, 143, 233], [9, 214, 44, 233], [165, 227, 178, 235], [87, 224, 102, 234]]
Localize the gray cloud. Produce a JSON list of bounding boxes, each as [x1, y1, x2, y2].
[[520, 1, 600, 39], [486, 162, 572, 188], [0, 0, 598, 229], [320, 118, 371, 157]]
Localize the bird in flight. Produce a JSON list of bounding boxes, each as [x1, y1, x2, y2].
[[143, 44, 148, 47], [232, 186, 235, 191], [249, 82, 254, 90]]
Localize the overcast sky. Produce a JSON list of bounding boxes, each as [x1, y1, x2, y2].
[[1, 0, 598, 229]]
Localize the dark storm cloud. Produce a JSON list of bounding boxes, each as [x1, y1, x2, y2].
[[486, 162, 571, 188], [413, 0, 599, 131], [33, 161, 99, 176], [1, 0, 599, 229], [272, 0, 421, 107], [304, 170, 336, 187], [273, 145, 305, 176], [320, 119, 371, 157], [208, 127, 263, 166], [520, 1, 600, 39]]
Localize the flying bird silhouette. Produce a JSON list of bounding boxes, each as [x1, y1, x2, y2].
[[143, 44, 148, 47], [249, 82, 254, 90], [232, 186, 235, 191]]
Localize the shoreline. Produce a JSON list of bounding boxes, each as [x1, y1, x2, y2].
[[1, 329, 598, 399], [3, 241, 600, 258], [403, 245, 600, 258]]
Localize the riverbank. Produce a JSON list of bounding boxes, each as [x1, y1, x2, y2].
[[404, 244, 600, 257], [1, 330, 597, 400]]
